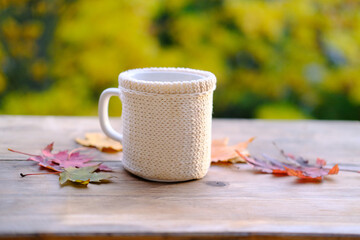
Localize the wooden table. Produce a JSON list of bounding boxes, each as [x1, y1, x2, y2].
[[1, 115, 360, 240]]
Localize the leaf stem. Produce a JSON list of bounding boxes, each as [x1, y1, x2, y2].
[[20, 171, 61, 177], [331, 168, 359, 173], [8, 148, 38, 157]]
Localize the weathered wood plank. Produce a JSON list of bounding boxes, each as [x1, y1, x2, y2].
[[1, 160, 360, 237], [1, 116, 359, 164], [0, 116, 360, 239]]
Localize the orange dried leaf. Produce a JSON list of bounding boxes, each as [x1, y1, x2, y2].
[[328, 164, 339, 175], [284, 167, 322, 181], [238, 148, 340, 181], [76, 132, 122, 153], [272, 169, 288, 174], [211, 137, 254, 163]]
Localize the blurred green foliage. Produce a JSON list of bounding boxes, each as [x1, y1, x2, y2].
[[0, 0, 359, 119]]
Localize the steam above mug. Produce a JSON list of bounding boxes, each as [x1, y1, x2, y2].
[[99, 67, 216, 182]]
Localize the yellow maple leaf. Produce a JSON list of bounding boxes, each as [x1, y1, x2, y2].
[[211, 137, 254, 163], [76, 132, 122, 153]]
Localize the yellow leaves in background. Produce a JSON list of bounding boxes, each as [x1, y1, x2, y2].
[[31, 1, 47, 15], [0, 46, 6, 93], [0, 0, 360, 119], [225, 0, 284, 41], [76, 133, 122, 153], [0, 74, 6, 93], [323, 67, 360, 104], [1, 18, 21, 40], [0, 76, 96, 115], [53, 0, 160, 116], [23, 21, 43, 40], [172, 14, 208, 49], [1, 18, 42, 58], [255, 103, 310, 119], [0, 0, 27, 9], [31, 60, 48, 81]]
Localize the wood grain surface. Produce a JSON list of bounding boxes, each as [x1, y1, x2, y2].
[[0, 115, 360, 240]]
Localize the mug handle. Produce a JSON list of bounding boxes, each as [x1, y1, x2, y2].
[[98, 88, 123, 142]]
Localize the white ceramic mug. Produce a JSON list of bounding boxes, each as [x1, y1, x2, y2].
[[98, 67, 216, 182]]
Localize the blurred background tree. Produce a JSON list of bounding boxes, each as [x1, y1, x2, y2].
[[0, 0, 359, 119]]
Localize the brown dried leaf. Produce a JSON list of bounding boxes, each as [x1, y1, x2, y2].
[[76, 132, 122, 153]]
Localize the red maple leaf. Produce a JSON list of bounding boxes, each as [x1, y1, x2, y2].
[[8, 142, 111, 172]]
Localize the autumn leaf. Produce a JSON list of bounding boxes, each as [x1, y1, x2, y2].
[[59, 164, 113, 185], [8, 142, 111, 172], [236, 150, 339, 181], [76, 132, 122, 152], [236, 152, 288, 174], [284, 159, 339, 180], [9, 143, 62, 172], [211, 137, 254, 163], [280, 149, 340, 179]]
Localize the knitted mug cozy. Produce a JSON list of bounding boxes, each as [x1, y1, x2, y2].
[[116, 68, 216, 182]]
